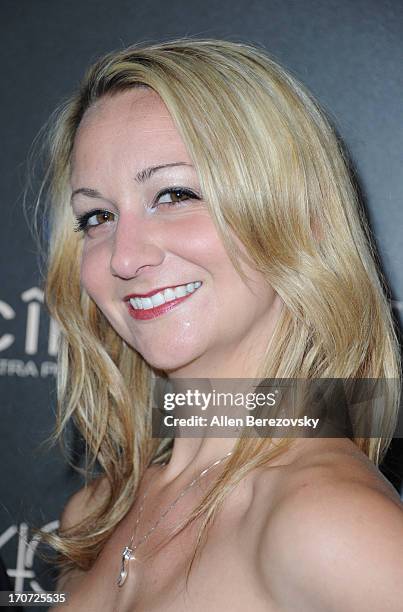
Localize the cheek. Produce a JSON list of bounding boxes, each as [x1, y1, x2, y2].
[[79, 240, 111, 304], [177, 212, 228, 269], [80, 245, 127, 338], [179, 218, 261, 310], [207, 239, 278, 322]]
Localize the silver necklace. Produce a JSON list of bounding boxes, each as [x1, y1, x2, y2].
[[117, 451, 233, 587]]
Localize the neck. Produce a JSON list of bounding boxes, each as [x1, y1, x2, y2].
[[156, 379, 261, 484], [156, 300, 285, 483], [160, 437, 237, 484]]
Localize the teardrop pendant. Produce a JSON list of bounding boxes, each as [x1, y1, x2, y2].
[[117, 546, 134, 587]]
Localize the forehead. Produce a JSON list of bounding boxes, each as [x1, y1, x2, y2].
[[78, 87, 174, 132], [71, 88, 191, 171]]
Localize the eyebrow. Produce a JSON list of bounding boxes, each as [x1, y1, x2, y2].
[[70, 162, 193, 201]]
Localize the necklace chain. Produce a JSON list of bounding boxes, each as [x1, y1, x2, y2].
[[117, 451, 233, 587]]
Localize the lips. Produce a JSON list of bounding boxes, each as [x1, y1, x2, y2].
[[125, 281, 202, 320], [124, 283, 186, 300]]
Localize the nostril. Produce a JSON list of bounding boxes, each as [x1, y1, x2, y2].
[[110, 248, 165, 280]]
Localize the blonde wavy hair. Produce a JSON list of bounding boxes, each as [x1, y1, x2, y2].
[[32, 37, 401, 583]]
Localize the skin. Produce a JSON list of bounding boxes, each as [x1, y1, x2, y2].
[[57, 88, 403, 611], [72, 88, 283, 382], [70, 86, 284, 479]]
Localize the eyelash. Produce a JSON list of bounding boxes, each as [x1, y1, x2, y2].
[[73, 187, 200, 233]]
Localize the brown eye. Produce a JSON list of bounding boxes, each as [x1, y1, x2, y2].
[[88, 211, 115, 226], [74, 209, 116, 233], [155, 188, 199, 207], [171, 190, 188, 202]]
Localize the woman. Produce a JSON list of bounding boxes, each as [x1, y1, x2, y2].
[[35, 38, 403, 610]]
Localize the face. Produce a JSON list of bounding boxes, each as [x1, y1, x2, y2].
[[70, 88, 283, 378]]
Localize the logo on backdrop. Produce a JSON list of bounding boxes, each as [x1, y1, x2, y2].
[[0, 521, 59, 592], [0, 287, 58, 378]]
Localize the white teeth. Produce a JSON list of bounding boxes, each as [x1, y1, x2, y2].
[[129, 282, 202, 310], [142, 297, 153, 310], [163, 288, 176, 302], [151, 293, 165, 307], [174, 285, 187, 298]]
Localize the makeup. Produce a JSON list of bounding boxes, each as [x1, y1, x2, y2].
[[125, 282, 202, 320]]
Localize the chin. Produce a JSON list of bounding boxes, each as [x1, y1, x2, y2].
[[137, 347, 203, 377]]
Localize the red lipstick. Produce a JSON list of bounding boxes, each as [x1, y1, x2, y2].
[[127, 294, 193, 320], [123, 284, 181, 301], [125, 282, 202, 321]]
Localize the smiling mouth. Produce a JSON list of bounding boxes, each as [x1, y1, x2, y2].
[[126, 281, 202, 320]]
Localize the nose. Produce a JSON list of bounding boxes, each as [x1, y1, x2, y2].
[[110, 212, 165, 279]]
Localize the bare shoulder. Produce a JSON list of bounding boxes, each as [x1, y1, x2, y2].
[[56, 474, 110, 592], [59, 474, 110, 532], [257, 438, 403, 611]]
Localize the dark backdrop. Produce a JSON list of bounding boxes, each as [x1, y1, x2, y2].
[[1, 0, 402, 606]]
